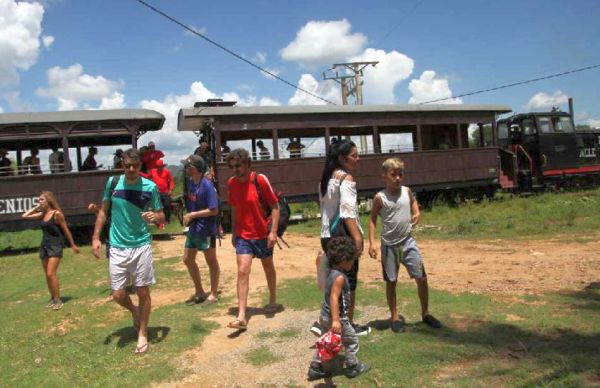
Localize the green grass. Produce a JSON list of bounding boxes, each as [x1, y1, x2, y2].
[[287, 187, 600, 240], [274, 278, 600, 387], [245, 346, 278, 366], [0, 247, 217, 387]]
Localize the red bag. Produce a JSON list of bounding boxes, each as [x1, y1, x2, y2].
[[316, 330, 342, 361]]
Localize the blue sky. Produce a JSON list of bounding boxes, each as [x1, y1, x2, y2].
[[2, 0, 600, 165]]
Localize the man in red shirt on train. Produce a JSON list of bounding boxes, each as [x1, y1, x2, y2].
[[142, 141, 165, 170], [226, 148, 281, 330], [147, 159, 174, 225]]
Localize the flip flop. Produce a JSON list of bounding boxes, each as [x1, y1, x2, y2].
[[203, 298, 218, 305], [185, 294, 207, 306], [264, 303, 283, 314], [134, 343, 149, 354], [227, 319, 247, 330]]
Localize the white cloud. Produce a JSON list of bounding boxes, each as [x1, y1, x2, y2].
[[288, 74, 341, 105], [138, 81, 280, 165], [0, 105, 3, 113], [42, 35, 54, 48], [408, 70, 462, 104], [261, 67, 281, 80], [36, 64, 124, 110], [183, 25, 206, 37], [280, 19, 366, 68], [348, 48, 414, 104], [99, 92, 125, 110], [525, 90, 568, 110], [0, 0, 45, 87], [586, 118, 600, 129], [253, 52, 267, 64]]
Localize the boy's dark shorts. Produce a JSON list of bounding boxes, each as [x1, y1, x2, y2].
[[321, 237, 360, 291], [40, 244, 63, 260], [235, 237, 273, 259]]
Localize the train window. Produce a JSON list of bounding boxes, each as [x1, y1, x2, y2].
[[553, 117, 574, 133], [523, 119, 538, 135], [537, 117, 552, 133], [498, 123, 509, 140]]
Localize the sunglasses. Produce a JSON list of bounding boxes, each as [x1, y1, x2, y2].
[[123, 163, 141, 169]]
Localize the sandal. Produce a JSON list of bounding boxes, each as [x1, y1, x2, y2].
[[134, 343, 149, 354], [185, 294, 207, 306], [227, 319, 247, 330], [264, 303, 283, 314], [422, 314, 442, 328]]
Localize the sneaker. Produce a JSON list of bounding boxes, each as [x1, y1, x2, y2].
[[352, 323, 371, 336], [391, 319, 406, 333], [307, 363, 330, 381], [310, 321, 323, 337], [345, 362, 371, 378], [422, 314, 442, 328], [51, 299, 63, 310]]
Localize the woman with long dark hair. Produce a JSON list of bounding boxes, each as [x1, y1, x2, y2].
[[312, 139, 371, 336], [22, 191, 79, 310]]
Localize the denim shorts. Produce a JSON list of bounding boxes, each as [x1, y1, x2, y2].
[[235, 237, 273, 259]]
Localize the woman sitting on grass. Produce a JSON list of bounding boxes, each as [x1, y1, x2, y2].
[[22, 191, 79, 310]]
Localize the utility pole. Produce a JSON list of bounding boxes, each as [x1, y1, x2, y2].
[[323, 61, 378, 150]]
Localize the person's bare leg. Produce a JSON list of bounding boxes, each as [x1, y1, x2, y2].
[[135, 286, 151, 348], [42, 258, 60, 300], [112, 288, 139, 328], [416, 277, 429, 317], [183, 248, 205, 297], [203, 247, 220, 300], [236, 254, 253, 323], [260, 256, 277, 305], [386, 281, 400, 321]]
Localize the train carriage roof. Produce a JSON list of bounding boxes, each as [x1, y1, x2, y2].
[[0, 109, 165, 150], [178, 103, 512, 133]]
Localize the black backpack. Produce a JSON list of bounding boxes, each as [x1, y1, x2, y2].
[[253, 172, 291, 248]]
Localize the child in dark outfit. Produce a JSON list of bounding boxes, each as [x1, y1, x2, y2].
[[307, 237, 370, 381]]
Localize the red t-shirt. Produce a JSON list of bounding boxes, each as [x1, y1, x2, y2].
[[147, 167, 174, 194], [142, 150, 165, 170], [228, 172, 278, 239]]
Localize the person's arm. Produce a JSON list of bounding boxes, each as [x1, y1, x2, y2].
[[141, 186, 165, 224], [167, 170, 175, 193], [329, 275, 345, 334], [368, 193, 383, 259], [408, 187, 420, 226], [230, 209, 236, 248], [183, 207, 218, 226], [55, 211, 79, 254], [340, 175, 363, 256], [92, 200, 110, 259], [267, 203, 280, 248], [22, 204, 44, 220]]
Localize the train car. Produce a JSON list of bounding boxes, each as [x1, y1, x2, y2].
[[178, 101, 511, 220], [0, 109, 165, 235]]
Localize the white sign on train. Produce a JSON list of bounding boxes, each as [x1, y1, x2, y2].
[[0, 197, 39, 215]]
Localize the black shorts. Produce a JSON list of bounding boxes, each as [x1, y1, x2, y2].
[[320, 237, 359, 291], [40, 244, 63, 259]]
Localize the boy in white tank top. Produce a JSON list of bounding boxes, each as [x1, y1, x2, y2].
[[368, 158, 441, 332]]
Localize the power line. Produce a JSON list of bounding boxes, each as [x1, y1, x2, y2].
[[376, 0, 426, 45], [421, 63, 600, 104], [133, 0, 337, 105]]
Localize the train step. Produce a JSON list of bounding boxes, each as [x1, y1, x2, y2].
[[499, 173, 516, 189]]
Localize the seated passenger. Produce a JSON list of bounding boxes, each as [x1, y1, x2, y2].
[[257, 140, 270, 160], [0, 148, 13, 176], [81, 146, 102, 171], [113, 149, 124, 169], [49, 146, 64, 173], [23, 149, 42, 174], [221, 141, 231, 160], [287, 137, 305, 158]]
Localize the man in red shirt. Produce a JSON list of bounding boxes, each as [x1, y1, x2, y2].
[[142, 141, 165, 170], [147, 159, 174, 224], [226, 148, 281, 330]]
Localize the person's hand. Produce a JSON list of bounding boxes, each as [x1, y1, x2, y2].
[[183, 213, 192, 226], [411, 213, 420, 226], [267, 231, 277, 249], [71, 245, 80, 254], [331, 320, 342, 334], [368, 245, 377, 260], [141, 211, 157, 223], [354, 238, 363, 257], [92, 239, 101, 259]]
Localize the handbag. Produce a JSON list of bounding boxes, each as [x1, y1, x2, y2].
[[328, 173, 350, 238]]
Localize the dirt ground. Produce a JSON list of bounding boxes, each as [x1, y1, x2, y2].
[[150, 233, 600, 387]]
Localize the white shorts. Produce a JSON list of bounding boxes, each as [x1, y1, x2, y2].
[[108, 244, 155, 290]]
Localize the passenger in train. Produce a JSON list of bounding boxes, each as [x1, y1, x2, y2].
[[256, 140, 270, 160], [92, 148, 165, 354], [221, 141, 231, 160], [113, 149, 124, 169], [180, 154, 220, 306], [49, 146, 64, 173], [21, 191, 80, 310], [22, 148, 42, 174], [81, 146, 101, 171], [146, 159, 174, 226], [194, 138, 213, 165], [367, 158, 441, 333], [226, 148, 281, 330], [0, 148, 13, 176], [142, 141, 164, 170], [311, 139, 371, 337], [287, 137, 305, 158]]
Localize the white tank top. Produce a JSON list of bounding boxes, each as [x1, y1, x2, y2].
[[379, 186, 412, 246]]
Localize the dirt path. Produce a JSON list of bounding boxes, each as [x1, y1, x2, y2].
[[151, 233, 600, 387]]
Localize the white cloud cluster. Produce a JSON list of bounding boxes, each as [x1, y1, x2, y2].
[[42, 35, 54, 48], [288, 74, 341, 105], [348, 48, 414, 104], [0, 0, 45, 87], [280, 19, 366, 68], [525, 90, 568, 110], [36, 64, 124, 110], [408, 70, 462, 104], [138, 81, 281, 164]]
